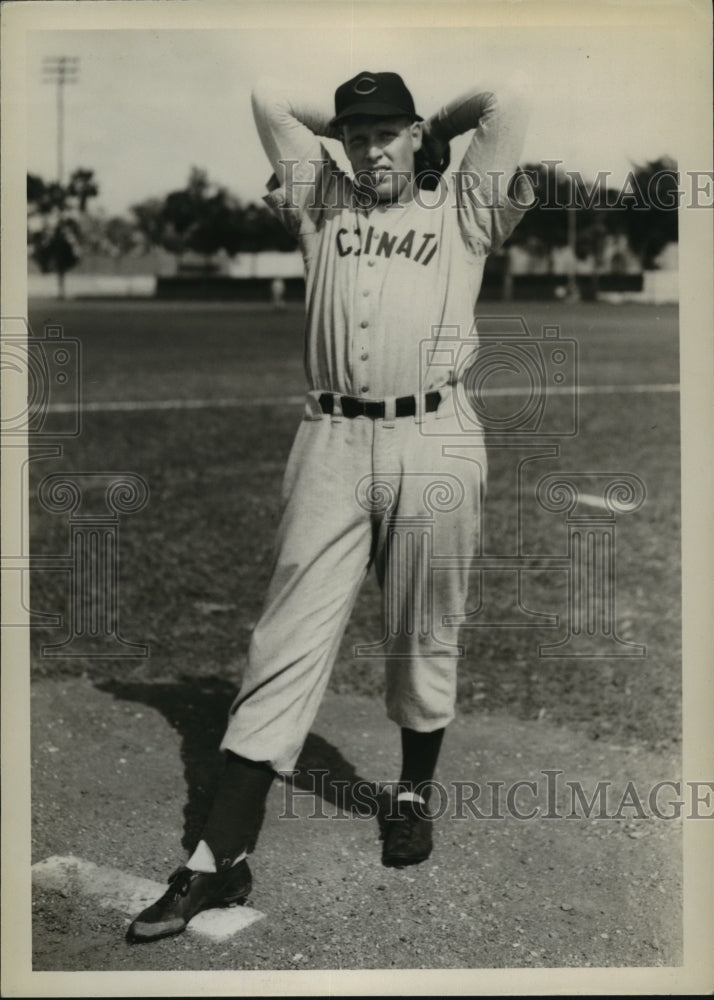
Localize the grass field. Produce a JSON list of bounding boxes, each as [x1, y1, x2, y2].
[[26, 298, 681, 751]]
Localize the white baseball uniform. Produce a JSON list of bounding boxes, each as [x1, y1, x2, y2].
[[221, 77, 533, 774]]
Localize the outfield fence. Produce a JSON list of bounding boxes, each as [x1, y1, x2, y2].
[[27, 270, 678, 303]]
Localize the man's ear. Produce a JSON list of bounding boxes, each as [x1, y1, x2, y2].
[[410, 121, 423, 153]]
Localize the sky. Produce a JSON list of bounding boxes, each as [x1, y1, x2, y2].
[[26, 19, 684, 218]]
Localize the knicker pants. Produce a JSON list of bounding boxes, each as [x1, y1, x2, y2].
[[221, 386, 487, 774]]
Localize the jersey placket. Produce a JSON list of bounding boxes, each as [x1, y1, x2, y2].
[[353, 215, 381, 398]]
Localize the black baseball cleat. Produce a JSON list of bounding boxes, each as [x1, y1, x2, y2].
[[381, 799, 433, 868], [126, 859, 252, 943]]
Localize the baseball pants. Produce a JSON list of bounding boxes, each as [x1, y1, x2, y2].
[[221, 385, 487, 774]]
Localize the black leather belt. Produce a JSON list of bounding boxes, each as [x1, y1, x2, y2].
[[318, 391, 441, 420]]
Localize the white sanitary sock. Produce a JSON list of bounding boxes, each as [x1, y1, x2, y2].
[[186, 839, 247, 873], [396, 791, 426, 805]]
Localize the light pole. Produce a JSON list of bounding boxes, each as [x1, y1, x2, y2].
[[41, 56, 79, 298], [42, 56, 79, 185]]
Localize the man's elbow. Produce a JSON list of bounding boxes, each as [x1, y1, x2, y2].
[[251, 77, 288, 121]]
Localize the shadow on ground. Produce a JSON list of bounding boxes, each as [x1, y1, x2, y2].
[[95, 677, 384, 853]]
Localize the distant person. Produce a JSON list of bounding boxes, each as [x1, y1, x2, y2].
[[127, 67, 533, 943], [270, 275, 286, 308]]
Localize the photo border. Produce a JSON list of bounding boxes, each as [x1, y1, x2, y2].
[[2, 1, 712, 995]]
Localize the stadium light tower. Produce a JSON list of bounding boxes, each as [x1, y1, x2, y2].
[[42, 56, 80, 184]]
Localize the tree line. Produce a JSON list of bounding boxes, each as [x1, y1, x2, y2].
[[28, 159, 678, 296], [27, 166, 297, 295], [511, 158, 678, 270]]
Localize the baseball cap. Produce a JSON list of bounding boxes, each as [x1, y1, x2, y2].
[[332, 71, 423, 125]]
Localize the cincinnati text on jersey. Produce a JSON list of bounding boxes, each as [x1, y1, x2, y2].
[[335, 225, 439, 265]]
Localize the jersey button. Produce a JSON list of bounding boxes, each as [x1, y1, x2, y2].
[[360, 351, 369, 361], [360, 385, 369, 394], [367, 259, 375, 267], [362, 289, 370, 297], [360, 320, 369, 328]]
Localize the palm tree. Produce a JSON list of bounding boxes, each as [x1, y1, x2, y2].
[[27, 168, 100, 298]]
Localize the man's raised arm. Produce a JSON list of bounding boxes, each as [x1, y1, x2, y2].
[[423, 73, 532, 180], [423, 74, 534, 252], [251, 77, 338, 187]]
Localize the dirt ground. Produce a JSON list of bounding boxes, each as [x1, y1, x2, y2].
[[30, 674, 682, 974]]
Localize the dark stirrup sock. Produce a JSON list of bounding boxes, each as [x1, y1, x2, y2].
[[200, 751, 276, 867], [399, 726, 446, 799]]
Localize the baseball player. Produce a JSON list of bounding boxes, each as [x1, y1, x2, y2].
[[128, 68, 533, 943]]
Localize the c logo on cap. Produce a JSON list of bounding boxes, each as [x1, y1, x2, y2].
[[353, 75, 377, 95]]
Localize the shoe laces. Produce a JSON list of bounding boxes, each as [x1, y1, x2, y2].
[[390, 802, 428, 838], [166, 867, 195, 898]]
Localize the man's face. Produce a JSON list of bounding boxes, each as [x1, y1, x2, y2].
[[341, 116, 422, 203]]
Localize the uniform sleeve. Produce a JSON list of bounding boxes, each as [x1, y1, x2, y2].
[[251, 78, 344, 237], [427, 77, 536, 254]]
